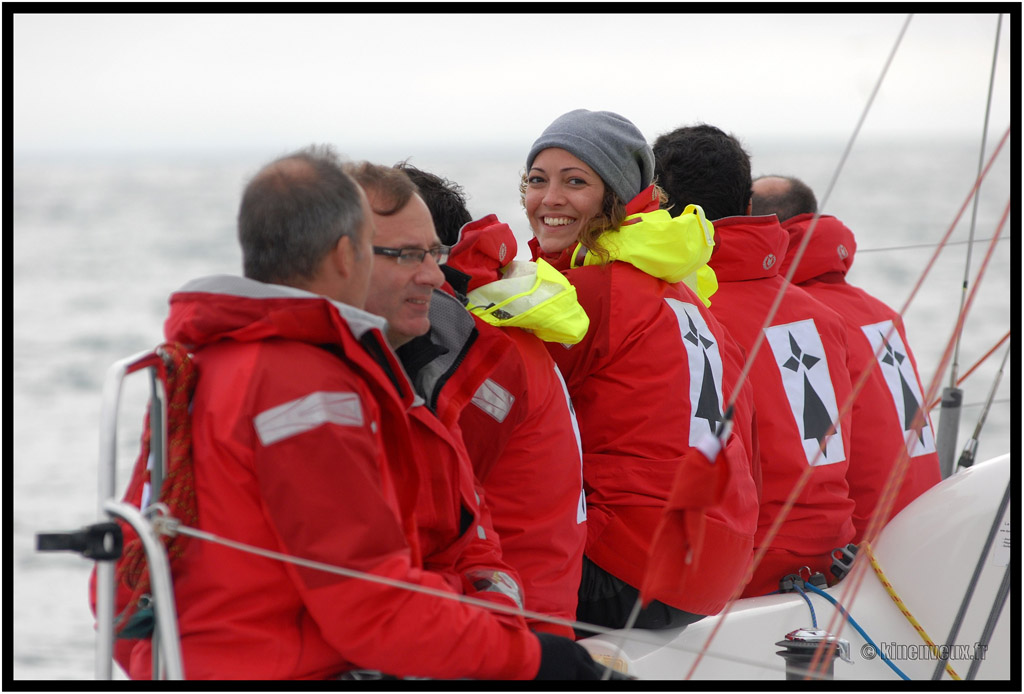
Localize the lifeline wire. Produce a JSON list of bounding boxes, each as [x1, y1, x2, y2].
[[683, 15, 915, 680], [161, 518, 796, 678]]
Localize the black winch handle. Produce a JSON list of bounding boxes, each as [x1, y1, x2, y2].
[[36, 522, 123, 561]]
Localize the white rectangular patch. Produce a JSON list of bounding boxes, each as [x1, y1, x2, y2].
[[254, 391, 364, 446], [764, 319, 845, 466], [664, 298, 725, 447], [472, 378, 515, 423], [859, 320, 936, 456]]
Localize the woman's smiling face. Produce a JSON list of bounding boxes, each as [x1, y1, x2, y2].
[[525, 148, 606, 255]]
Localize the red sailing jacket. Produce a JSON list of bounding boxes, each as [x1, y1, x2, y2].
[[456, 323, 587, 639], [780, 213, 941, 541], [530, 212, 759, 616], [431, 217, 587, 639], [708, 215, 856, 597], [121, 275, 540, 680], [406, 401, 528, 618]]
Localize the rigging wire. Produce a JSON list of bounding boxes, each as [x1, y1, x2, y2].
[[932, 397, 1010, 412], [964, 562, 1011, 680], [955, 341, 1011, 470], [681, 15, 916, 678], [826, 178, 1011, 604], [950, 13, 1004, 388], [857, 234, 1009, 254], [927, 330, 1010, 410], [787, 18, 1010, 671], [817, 198, 1011, 678], [92, 15, 1010, 683], [930, 481, 1011, 680], [934, 13, 1006, 480]]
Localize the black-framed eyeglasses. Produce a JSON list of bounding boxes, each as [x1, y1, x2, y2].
[[373, 245, 450, 266]]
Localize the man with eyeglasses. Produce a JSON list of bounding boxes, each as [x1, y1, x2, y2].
[[392, 161, 590, 642], [343, 161, 596, 661]]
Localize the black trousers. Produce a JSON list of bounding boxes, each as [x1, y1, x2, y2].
[[575, 556, 705, 638]]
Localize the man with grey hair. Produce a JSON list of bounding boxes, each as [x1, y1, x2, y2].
[[117, 146, 615, 680]]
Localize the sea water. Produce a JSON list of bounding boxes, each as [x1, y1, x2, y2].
[[11, 138, 1013, 680]]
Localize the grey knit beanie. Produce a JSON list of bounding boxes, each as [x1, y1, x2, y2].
[[526, 109, 655, 204]]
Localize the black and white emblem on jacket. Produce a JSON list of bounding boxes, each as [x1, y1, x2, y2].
[[765, 319, 846, 466], [861, 320, 937, 457], [666, 298, 724, 446]]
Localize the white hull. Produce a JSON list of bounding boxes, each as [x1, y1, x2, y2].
[[580, 454, 1011, 680]]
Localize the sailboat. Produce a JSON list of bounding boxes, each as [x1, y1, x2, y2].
[[32, 12, 1013, 683]]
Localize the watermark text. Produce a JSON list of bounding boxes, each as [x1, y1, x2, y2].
[[860, 642, 988, 662]]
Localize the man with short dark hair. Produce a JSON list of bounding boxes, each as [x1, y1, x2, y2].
[[654, 126, 857, 597], [395, 161, 472, 246], [752, 175, 941, 541], [121, 146, 615, 680]]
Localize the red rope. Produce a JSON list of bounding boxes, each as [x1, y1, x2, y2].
[[114, 343, 198, 628]]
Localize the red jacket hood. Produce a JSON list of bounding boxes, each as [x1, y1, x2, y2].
[[779, 213, 857, 284], [708, 215, 789, 282], [448, 215, 517, 292], [164, 275, 389, 349]]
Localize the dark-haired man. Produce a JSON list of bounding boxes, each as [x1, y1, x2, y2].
[[654, 126, 856, 596]]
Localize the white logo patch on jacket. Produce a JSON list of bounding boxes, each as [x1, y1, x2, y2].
[[472, 378, 515, 423], [764, 319, 846, 466], [665, 298, 725, 446], [254, 391, 364, 446], [860, 320, 937, 456]]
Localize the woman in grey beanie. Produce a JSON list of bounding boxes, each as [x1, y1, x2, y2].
[[521, 109, 759, 635], [522, 109, 659, 265]]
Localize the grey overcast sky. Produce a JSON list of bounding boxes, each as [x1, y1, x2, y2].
[[13, 11, 1013, 155]]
